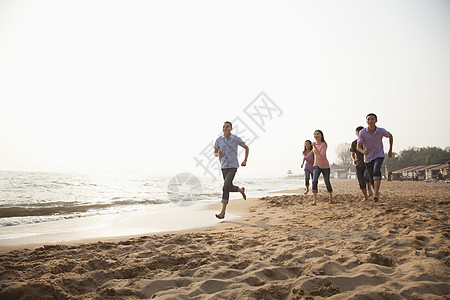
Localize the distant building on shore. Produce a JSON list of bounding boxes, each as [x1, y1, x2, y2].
[[285, 169, 303, 179], [347, 172, 357, 180], [330, 163, 348, 179], [392, 163, 449, 181]]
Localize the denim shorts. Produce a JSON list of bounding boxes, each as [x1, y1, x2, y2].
[[366, 157, 384, 181], [312, 166, 333, 193]]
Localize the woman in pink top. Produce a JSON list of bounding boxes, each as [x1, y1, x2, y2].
[[308, 130, 333, 205]]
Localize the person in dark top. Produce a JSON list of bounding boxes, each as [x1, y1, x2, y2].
[[350, 126, 373, 201]]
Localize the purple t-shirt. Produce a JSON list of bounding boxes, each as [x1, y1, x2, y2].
[[303, 151, 314, 173], [357, 126, 391, 163]]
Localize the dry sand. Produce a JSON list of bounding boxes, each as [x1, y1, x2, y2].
[[0, 180, 449, 299]]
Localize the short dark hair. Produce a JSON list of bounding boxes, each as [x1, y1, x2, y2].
[[356, 126, 364, 132], [366, 113, 377, 120], [224, 121, 232, 128]]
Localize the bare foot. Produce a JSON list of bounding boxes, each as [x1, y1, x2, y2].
[[362, 197, 368, 202], [311, 202, 317, 206], [215, 214, 225, 219], [304, 187, 309, 195], [368, 189, 373, 196], [240, 187, 246, 200], [373, 193, 379, 202]]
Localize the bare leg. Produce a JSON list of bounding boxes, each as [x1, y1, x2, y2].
[[304, 186, 309, 195], [367, 184, 373, 196], [312, 192, 318, 205], [373, 180, 381, 202], [361, 188, 369, 201], [329, 192, 334, 204], [239, 187, 246, 200], [215, 203, 227, 219]]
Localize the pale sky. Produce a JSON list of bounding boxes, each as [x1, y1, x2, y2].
[[0, 0, 449, 178]]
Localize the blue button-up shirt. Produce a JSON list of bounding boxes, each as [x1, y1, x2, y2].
[[214, 134, 246, 169]]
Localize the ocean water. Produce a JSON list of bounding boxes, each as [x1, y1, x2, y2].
[[0, 171, 304, 242]]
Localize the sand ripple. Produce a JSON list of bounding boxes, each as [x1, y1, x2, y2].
[[0, 181, 449, 299]]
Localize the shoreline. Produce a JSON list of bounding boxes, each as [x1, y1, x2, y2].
[[1, 180, 448, 299], [0, 195, 261, 252], [0, 183, 303, 252], [0, 201, 241, 252]]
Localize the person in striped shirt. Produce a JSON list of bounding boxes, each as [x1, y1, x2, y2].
[[307, 130, 333, 205]]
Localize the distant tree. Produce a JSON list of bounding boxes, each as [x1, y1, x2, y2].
[[383, 152, 402, 171], [335, 143, 354, 171], [383, 146, 450, 171]]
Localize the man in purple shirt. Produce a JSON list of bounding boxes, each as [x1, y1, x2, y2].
[[357, 113, 393, 202]]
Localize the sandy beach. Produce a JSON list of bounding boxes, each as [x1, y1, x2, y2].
[[0, 180, 449, 299]]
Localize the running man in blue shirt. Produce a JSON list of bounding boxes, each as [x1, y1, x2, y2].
[[214, 121, 249, 219]]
